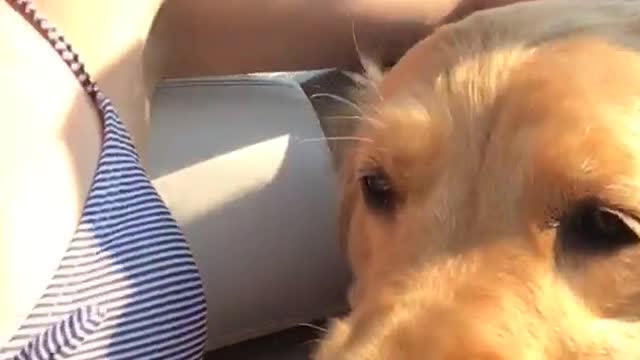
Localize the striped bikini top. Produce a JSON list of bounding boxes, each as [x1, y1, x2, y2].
[[1, 1, 208, 359]]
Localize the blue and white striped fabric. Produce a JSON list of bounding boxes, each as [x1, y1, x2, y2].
[[0, 97, 208, 360]]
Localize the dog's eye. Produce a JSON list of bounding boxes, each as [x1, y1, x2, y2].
[[360, 170, 395, 213], [558, 199, 639, 255]]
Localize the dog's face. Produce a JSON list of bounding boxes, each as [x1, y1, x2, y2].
[[314, 1, 640, 359]]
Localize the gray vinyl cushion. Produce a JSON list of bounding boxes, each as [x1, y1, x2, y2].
[[146, 75, 351, 351]]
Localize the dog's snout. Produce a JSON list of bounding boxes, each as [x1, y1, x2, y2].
[[316, 248, 566, 360], [377, 300, 514, 360]]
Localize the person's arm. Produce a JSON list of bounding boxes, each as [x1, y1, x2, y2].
[[156, 0, 477, 78]]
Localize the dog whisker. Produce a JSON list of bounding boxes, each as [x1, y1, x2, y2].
[[297, 322, 328, 333], [297, 136, 374, 144], [341, 70, 380, 92], [302, 338, 324, 346], [323, 114, 384, 127], [310, 93, 365, 115]]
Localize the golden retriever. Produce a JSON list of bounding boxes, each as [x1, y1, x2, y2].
[[313, 0, 640, 358]]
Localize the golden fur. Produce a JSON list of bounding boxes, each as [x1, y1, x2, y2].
[[314, 0, 640, 358]]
